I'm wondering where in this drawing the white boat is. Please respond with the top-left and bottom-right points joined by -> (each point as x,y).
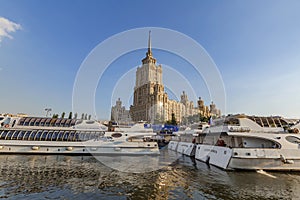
0,115 -> 159,155
168,122 -> 209,156
195,114 -> 300,171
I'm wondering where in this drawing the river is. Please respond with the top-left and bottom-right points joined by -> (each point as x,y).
0,148 -> 299,199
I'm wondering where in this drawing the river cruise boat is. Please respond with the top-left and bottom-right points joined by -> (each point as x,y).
194,114 -> 300,171
0,115 -> 159,155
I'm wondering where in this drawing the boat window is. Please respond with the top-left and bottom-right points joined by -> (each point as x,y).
89,132 -> 96,140
75,120 -> 83,125
5,130 -> 14,140
18,118 -> 25,125
24,118 -> 31,126
29,118 -> 36,126
63,131 -> 70,141
51,131 -> 59,141
34,118 -> 41,126
45,118 -> 51,126
77,131 -> 86,141
49,119 -> 55,126
286,136 -> 300,144
64,119 -> 71,127
70,119 -> 76,126
11,131 -> 19,140
34,130 -> 43,140
17,131 -> 26,140
23,131 -> 32,140
57,131 -> 64,141
40,119 -> 46,126
84,132 -> 91,140
46,131 -> 53,141
74,132 -> 80,141
0,117 -> 4,121
86,120 -> 95,124
68,131 -> 75,141
60,119 -> 66,127
29,131 -> 37,140
111,133 -> 122,138
0,130 -> 8,139
40,131 -> 48,141
55,119 -> 61,127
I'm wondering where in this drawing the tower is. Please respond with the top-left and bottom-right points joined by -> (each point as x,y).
130,31 -> 168,122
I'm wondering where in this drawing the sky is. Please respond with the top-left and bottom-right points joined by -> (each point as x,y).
1,0 -> 300,119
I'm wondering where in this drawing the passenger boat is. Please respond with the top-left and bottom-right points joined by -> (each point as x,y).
0,115 -> 159,155
168,122 -> 209,156
195,114 -> 300,171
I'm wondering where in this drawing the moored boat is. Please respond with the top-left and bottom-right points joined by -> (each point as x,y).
195,114 -> 300,171
0,115 -> 159,155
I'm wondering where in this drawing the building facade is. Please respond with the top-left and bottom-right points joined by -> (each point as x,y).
111,98 -> 132,123
129,33 -> 221,123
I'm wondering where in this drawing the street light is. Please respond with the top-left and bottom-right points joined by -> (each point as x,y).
45,108 -> 52,117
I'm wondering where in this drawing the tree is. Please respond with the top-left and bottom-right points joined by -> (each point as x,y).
166,113 -> 177,125
88,115 -> 91,120
52,114 -> 58,118
61,112 -> 65,119
170,113 -> 177,125
68,112 -> 72,119
81,113 -> 84,119
84,113 -> 87,120
74,113 -> 78,119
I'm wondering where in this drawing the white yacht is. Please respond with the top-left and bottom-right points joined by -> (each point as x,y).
168,122 -> 209,156
195,114 -> 300,171
0,115 -> 159,155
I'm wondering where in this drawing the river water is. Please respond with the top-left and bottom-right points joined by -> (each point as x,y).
0,148 -> 300,200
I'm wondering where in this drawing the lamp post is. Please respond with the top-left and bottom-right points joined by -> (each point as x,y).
45,108 -> 52,117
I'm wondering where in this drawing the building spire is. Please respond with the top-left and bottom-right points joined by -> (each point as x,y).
142,30 -> 156,64
148,30 -> 152,56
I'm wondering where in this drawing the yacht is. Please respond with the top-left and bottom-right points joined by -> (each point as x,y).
194,114 -> 300,171
0,115 -> 159,155
168,122 -> 209,156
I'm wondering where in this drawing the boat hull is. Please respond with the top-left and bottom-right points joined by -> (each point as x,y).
0,141 -> 160,155
176,142 -> 196,156
195,144 -> 300,171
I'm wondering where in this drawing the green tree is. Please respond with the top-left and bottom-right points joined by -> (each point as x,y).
74,113 -> 78,119
61,112 -> 65,119
88,115 -> 91,120
52,114 -> 58,118
166,113 -> 177,125
81,113 -> 84,119
68,112 -> 72,119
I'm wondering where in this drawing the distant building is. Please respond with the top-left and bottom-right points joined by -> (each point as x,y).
111,98 -> 132,123
129,32 -> 221,123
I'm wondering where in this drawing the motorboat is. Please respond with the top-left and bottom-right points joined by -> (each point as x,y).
0,115 -> 159,155
168,122 -> 209,156
194,114 -> 300,171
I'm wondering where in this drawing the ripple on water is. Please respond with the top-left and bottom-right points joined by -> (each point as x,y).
0,152 -> 299,199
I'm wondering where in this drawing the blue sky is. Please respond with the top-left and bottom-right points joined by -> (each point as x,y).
1,0 -> 300,119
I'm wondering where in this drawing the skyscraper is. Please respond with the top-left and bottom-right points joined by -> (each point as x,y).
129,32 -> 221,123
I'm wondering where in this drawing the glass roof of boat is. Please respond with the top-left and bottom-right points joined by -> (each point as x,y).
17,117 -> 77,127
226,114 -> 290,128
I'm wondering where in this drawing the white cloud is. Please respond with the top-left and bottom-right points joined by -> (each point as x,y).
0,17 -> 21,43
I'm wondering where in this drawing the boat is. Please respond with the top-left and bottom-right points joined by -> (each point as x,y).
168,122 -> 209,156
194,114 -> 300,171
0,115 -> 159,155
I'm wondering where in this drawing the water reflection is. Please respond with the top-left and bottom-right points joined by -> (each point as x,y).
0,150 -> 299,199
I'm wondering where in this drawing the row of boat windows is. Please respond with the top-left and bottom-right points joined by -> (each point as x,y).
0,130 -> 105,141
17,117 -> 78,127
